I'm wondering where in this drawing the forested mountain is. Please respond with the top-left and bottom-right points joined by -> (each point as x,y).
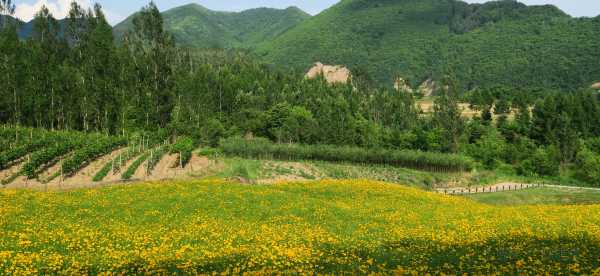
113,3 -> 310,48
255,0 -> 600,90
2,15 -> 69,39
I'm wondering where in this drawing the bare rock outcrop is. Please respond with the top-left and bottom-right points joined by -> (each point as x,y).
592,82 -> 600,90
306,62 -> 352,84
418,78 -> 437,97
394,77 -> 413,93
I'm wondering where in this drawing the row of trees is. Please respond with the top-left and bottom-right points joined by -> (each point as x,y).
0,2 -> 599,183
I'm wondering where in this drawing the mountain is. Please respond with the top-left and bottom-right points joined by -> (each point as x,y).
113,4 -> 310,49
254,0 -> 600,90
0,15 -> 27,38
0,15 -> 68,40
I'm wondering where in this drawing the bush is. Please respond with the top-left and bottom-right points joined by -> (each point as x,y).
465,129 -> 506,169
517,147 -> 560,177
575,149 -> 600,186
121,153 -> 149,180
197,147 -> 221,157
171,137 -> 195,168
61,137 -> 126,176
220,137 -> 475,172
93,162 -> 113,182
21,140 -> 83,179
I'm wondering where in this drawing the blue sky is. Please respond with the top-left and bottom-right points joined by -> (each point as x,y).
13,0 -> 600,25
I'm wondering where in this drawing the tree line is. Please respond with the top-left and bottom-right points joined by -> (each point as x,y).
1,1 -> 599,184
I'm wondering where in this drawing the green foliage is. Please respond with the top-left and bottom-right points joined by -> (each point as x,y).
200,119 -> 225,147
256,0 -> 600,90
0,139 -> 47,169
92,161 -> 113,182
220,137 -> 475,172
146,146 -> 168,173
518,147 -> 560,177
114,4 -> 309,49
575,149 -> 600,186
466,129 -> 507,169
61,136 -> 126,176
171,137 -> 195,167
21,140 -> 83,179
197,147 -> 221,158
121,153 -> 148,180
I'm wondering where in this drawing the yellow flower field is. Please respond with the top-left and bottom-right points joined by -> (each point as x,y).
1,179 -> 600,274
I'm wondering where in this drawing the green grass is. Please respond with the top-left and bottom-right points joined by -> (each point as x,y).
215,158 -> 262,181
467,187 -> 600,206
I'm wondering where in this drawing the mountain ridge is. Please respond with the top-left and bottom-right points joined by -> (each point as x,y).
254,0 -> 600,90
113,3 -> 310,49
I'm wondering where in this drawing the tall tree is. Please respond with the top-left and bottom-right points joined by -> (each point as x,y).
432,75 -> 465,153
126,1 -> 175,130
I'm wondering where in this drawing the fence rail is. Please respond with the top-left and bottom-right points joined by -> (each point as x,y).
437,183 -> 543,195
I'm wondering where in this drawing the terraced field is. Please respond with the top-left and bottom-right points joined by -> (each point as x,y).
0,127 -> 203,190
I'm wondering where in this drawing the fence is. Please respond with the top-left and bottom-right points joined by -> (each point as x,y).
438,183 -> 544,195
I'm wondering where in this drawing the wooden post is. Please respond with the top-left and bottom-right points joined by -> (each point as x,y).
179,151 -> 183,169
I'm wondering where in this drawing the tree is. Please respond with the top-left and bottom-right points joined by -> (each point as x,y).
575,148 -> 600,186
0,0 -> 15,28
432,94 -> 464,153
126,1 -> 175,130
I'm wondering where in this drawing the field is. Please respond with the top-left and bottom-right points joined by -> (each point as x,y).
468,187 -> 600,205
1,179 -> 600,274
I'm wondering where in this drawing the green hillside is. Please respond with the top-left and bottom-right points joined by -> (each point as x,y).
113,4 -> 310,49
255,0 -> 600,90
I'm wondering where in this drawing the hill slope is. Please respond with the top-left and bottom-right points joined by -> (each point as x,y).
255,0 -> 600,90
113,4 -> 310,49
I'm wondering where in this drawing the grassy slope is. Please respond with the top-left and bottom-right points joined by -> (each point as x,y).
1,179 -> 600,273
468,187 -> 600,205
113,4 -> 310,49
255,0 -> 600,90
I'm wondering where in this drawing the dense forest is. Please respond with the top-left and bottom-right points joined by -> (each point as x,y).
1,1 -> 600,184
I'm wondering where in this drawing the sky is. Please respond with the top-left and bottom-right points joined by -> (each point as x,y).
12,0 -> 600,25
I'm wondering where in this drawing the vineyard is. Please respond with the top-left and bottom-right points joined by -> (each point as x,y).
0,126 -> 205,189
0,126 -> 485,189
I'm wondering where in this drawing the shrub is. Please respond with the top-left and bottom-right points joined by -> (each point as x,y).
121,153 -> 149,180
61,137 -> 126,176
575,149 -> 600,186
21,141 -> 81,179
171,137 -> 195,168
517,147 -> 560,177
93,161 -> 113,182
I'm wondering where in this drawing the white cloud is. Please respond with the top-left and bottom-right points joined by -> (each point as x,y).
15,0 -> 91,22
14,0 -> 123,24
